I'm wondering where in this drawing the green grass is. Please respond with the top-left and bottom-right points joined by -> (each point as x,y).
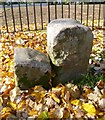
101,50 -> 105,59
73,72 -> 105,88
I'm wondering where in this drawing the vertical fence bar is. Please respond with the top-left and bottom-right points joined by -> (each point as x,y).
3,3 -> 8,33
103,4 -> 105,27
26,2 -> 30,31
33,2 -> 37,30
11,3 -> 16,32
55,2 -> 57,19
74,2 -> 76,20
86,3 -> 89,26
103,3 -> 105,52
92,3 -> 95,29
81,2 -> 83,24
18,2 -> 22,31
68,2 -> 70,18
61,2 -> 63,18
40,2 -> 43,30
48,2 -> 50,23
98,3 -> 101,27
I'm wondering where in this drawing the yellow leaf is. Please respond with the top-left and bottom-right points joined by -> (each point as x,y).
41,33 -> 47,38
82,103 -> 96,115
28,110 -> 38,116
17,101 -> 25,110
52,87 -> 61,97
40,91 -> 46,98
0,97 -> 3,105
8,72 -> 14,77
71,99 -> 80,106
42,40 -> 47,45
61,86 -> 66,97
7,101 -> 16,110
1,107 -> 11,113
51,93 -> 60,103
4,58 -> 10,63
1,112 -> 10,119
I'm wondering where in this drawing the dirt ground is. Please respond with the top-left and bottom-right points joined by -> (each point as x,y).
0,4 -> 104,30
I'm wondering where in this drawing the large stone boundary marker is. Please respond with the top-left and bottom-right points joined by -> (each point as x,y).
47,19 -> 93,86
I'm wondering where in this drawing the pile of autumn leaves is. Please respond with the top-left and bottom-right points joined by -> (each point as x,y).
1,80 -> 105,119
0,25 -> 105,119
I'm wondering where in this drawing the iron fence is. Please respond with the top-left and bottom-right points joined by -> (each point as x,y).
1,2 -> 105,32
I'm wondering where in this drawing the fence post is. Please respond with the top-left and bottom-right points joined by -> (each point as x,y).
33,2 -> 37,30
103,4 -> 105,27
86,3 -> 89,26
74,2 -> 76,20
48,2 -> 50,23
61,2 -> 63,18
40,2 -> 43,30
18,2 -> 23,31
68,2 -> 70,18
26,2 -> 30,31
3,3 -> 8,33
11,3 -> 16,32
81,2 -> 83,24
55,2 -> 57,19
92,3 -> 95,30
103,4 -> 105,51
98,3 -> 101,27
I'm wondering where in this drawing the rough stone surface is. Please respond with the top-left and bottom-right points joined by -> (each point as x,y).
14,48 -> 51,90
47,19 -> 93,86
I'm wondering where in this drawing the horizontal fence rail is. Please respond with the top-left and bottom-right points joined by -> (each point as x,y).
1,2 -> 105,32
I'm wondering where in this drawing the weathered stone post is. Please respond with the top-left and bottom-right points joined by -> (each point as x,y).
47,19 -> 93,86
14,48 -> 51,90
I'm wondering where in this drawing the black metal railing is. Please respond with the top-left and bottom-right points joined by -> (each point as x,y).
2,2 -> 105,32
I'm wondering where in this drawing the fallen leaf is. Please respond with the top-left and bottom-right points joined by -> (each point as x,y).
51,93 -> 60,103
98,98 -> 105,109
87,93 -> 99,102
71,99 -> 80,106
28,110 -> 38,116
49,107 -> 64,118
38,111 -> 49,119
45,97 -> 55,107
17,100 -> 26,110
94,86 -> 102,97
82,103 -> 96,116
52,87 -> 61,97
7,101 -> 16,110
0,112 -> 11,119
74,108 -> 84,118
70,85 -> 81,99
96,80 -> 105,89
64,90 -> 71,103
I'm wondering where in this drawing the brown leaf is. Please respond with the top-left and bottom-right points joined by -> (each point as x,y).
96,80 -> 105,89
64,90 -> 71,103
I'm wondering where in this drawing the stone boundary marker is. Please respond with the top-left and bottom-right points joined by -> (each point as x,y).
14,18 -> 93,90
47,18 -> 93,86
14,48 -> 51,90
